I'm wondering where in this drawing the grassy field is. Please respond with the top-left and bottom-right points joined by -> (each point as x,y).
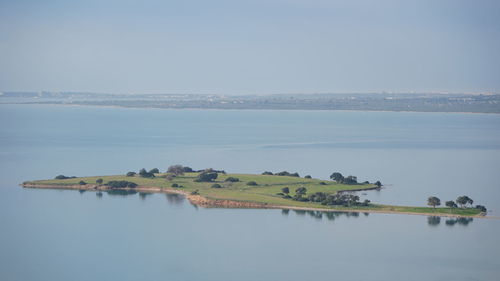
24,172 -> 483,216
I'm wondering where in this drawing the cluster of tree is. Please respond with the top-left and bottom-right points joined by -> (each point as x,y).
277,187 -> 370,207
330,172 -> 359,185
224,177 -> 240,182
194,171 -> 218,182
427,195 -> 486,212
261,171 -> 300,177
105,180 -> 138,189
54,175 -> 77,180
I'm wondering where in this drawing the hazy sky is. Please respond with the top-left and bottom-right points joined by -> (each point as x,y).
1,0 -> 499,94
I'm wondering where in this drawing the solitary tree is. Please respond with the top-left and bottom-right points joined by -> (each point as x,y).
330,172 -> 344,183
427,196 -> 441,208
456,196 -> 473,208
445,200 -> 457,208
167,165 -> 185,176
281,187 -> 290,194
375,181 -> 382,188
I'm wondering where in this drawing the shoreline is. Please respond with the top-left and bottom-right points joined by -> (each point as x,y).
21,183 -> 491,219
3,102 -> 500,115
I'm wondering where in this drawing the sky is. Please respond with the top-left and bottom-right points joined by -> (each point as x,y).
0,0 -> 499,94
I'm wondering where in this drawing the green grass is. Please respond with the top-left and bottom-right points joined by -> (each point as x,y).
24,172 -> 482,216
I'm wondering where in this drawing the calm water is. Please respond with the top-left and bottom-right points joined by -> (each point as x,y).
1,104 -> 499,281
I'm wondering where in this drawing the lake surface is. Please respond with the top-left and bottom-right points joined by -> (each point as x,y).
1,104 -> 499,281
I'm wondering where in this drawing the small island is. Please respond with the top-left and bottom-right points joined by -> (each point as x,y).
22,165 -> 487,218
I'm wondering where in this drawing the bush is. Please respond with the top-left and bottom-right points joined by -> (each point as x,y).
126,172 -> 136,177
319,182 -> 326,185
281,187 -> 290,194
304,175 -> 312,179
246,181 -> 258,186
96,178 -> 103,184
106,180 -> 138,189
194,172 -> 218,182
211,184 -> 222,188
79,180 -> 86,185
55,175 -> 74,180
262,171 -> 273,175
171,183 -> 179,187
476,205 -> 486,211
224,177 -> 240,182
191,189 -> 200,195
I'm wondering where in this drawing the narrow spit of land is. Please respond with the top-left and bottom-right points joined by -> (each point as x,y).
22,172 -> 485,218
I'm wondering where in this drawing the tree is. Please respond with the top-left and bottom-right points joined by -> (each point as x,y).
126,171 -> 136,177
55,175 -> 69,180
167,165 -> 185,175
456,196 -> 473,208
427,196 -> 441,208
194,172 -> 218,182
330,172 -> 344,183
149,168 -> 159,174
445,200 -> 457,208
375,181 -> 382,188
171,183 -> 179,187
304,175 -> 312,179
262,171 -> 273,175
79,180 -> 86,185
139,168 -> 154,178
295,187 -> 307,196
281,187 -> 290,194
96,178 -> 103,184
475,205 -> 487,212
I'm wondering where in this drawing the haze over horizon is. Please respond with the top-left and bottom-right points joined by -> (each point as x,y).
1,0 -> 499,95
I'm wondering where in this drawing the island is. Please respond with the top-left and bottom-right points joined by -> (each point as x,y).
22,166 -> 486,218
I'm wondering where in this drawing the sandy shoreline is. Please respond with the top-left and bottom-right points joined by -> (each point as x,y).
21,183 -> 493,219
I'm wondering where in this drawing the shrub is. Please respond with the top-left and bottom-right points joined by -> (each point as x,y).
96,178 -> 103,184
475,205 -> 487,212
126,172 -> 136,177
106,180 -> 137,189
211,184 -> 222,188
246,181 -> 258,186
224,177 -> 240,182
194,172 -> 218,182
304,175 -> 312,179
191,189 -> 200,195
79,180 -> 86,185
171,183 -> 179,187
55,175 -> 72,180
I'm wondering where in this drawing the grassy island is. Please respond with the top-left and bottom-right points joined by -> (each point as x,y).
22,168 -> 485,218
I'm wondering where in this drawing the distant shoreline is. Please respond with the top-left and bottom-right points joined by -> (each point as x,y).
3,102 -> 500,115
